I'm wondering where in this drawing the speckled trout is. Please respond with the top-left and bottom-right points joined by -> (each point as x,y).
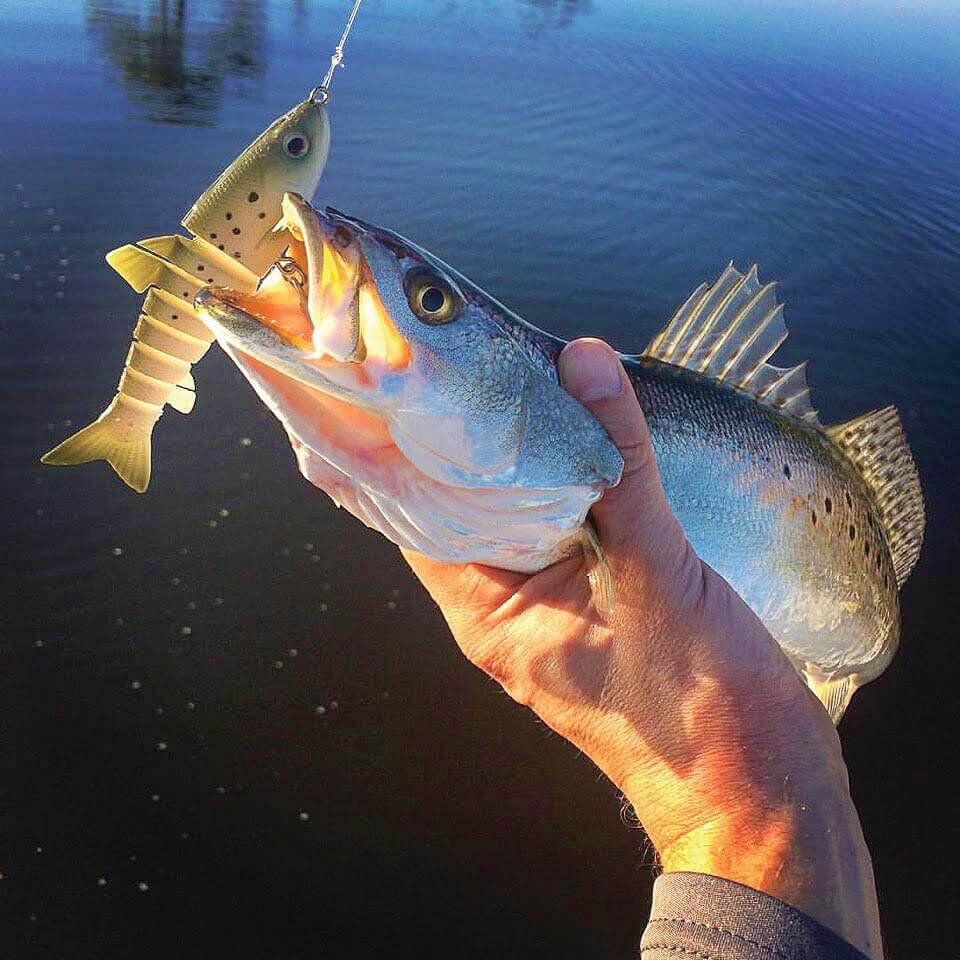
41,97 -> 330,492
195,195 -> 924,722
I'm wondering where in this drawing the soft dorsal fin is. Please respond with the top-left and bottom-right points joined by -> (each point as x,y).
643,262 -> 820,425
826,407 -> 924,586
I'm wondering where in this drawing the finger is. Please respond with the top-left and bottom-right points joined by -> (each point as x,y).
558,338 -> 683,558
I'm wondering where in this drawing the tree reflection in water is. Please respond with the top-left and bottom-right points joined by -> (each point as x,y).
85,0 -> 266,126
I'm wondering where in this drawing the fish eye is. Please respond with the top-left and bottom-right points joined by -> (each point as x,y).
282,131 -> 310,158
405,270 -> 459,324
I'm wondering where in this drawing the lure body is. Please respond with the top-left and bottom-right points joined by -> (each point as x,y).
41,98 -> 330,491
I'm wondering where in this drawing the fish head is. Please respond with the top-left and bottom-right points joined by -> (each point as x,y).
196,195 -> 623,571
182,98 -> 331,275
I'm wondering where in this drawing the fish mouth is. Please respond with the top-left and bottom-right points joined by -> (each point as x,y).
195,193 -> 410,397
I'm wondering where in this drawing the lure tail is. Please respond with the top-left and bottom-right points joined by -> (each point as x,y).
41,394 -> 159,493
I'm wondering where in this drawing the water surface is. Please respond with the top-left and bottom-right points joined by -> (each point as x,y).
1,1 -> 958,956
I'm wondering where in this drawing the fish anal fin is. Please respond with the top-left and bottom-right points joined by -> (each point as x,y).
826,406 -> 925,586
40,395 -> 158,493
642,263 -> 820,426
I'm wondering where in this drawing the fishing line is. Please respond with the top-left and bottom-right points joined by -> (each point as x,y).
311,0 -> 365,104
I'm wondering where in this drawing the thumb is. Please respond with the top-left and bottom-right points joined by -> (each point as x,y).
559,338 -> 683,559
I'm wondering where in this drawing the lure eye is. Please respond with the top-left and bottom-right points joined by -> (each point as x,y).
405,270 -> 459,324
282,131 -> 310,158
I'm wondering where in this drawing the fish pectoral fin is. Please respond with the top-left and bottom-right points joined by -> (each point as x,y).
40,396 -> 157,493
803,672 -> 858,725
578,521 -> 615,619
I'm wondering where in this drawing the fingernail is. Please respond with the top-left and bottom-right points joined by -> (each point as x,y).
559,339 -> 623,402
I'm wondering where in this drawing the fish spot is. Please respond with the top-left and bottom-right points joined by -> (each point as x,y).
197,264 -> 204,271
225,212 -> 233,220
258,211 -> 266,219
209,233 -> 217,240
783,463 -> 791,479
876,554 -> 882,570
845,492 -> 853,508
232,227 -> 241,235
171,314 -> 178,320
218,244 -> 225,251
865,541 -> 870,557
234,252 -> 241,258
825,497 -> 832,514
811,510 -> 817,525
248,191 -> 259,203
849,524 -> 856,540
182,290 -> 190,297
884,573 -> 889,588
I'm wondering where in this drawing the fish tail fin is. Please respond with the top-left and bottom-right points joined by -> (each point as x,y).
40,395 -> 159,493
826,406 -> 925,586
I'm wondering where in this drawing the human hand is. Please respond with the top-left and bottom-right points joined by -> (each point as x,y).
402,338 -> 882,959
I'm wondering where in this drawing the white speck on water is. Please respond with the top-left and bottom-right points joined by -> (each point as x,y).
207,519 -> 218,528
29,914 -> 36,922
314,705 -> 326,715
57,275 -> 65,283
383,691 -> 391,700
155,707 -> 163,716
97,877 -> 107,887
186,601 -> 196,611
129,855 -> 137,862
330,700 -> 339,710
180,626 -> 192,636
111,547 -> 123,556
179,547 -> 189,555
35,846 -> 42,854
288,648 -> 298,658
157,742 -> 167,751
186,701 -> 195,710
386,601 -> 397,610
9,272 -> 20,280
304,543 -> 314,552
239,437 -> 252,446
171,577 -> 181,586
322,582 -> 332,592
51,224 -> 61,233
274,660 -> 284,669
319,603 -> 328,613
212,597 -> 223,605
138,881 -> 149,892
55,290 -> 64,299
151,794 -> 160,802
391,588 -> 400,597
311,555 -> 321,563
58,258 -> 68,266
298,812 -> 310,822
130,681 -> 141,690
280,547 -> 290,556
181,832 -> 189,840
34,639 -> 43,648
115,618 -> 124,627
219,508 -> 229,517
44,207 -> 55,215
216,786 -> 226,795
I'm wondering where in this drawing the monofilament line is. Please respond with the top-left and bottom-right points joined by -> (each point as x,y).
320,0 -> 364,94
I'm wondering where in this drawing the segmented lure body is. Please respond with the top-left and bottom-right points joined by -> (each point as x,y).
42,97 -> 330,491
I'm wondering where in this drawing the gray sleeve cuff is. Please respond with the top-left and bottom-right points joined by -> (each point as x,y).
640,872 -> 871,960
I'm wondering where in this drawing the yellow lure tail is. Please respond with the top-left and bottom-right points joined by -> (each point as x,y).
41,394 -> 159,493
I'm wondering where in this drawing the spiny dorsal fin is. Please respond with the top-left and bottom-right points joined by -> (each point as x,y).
826,407 -> 924,586
642,262 -> 820,425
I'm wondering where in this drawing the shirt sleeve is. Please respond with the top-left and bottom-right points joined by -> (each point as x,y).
640,872 -> 872,960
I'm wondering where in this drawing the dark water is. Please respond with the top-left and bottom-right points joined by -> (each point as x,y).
2,0 -> 958,956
